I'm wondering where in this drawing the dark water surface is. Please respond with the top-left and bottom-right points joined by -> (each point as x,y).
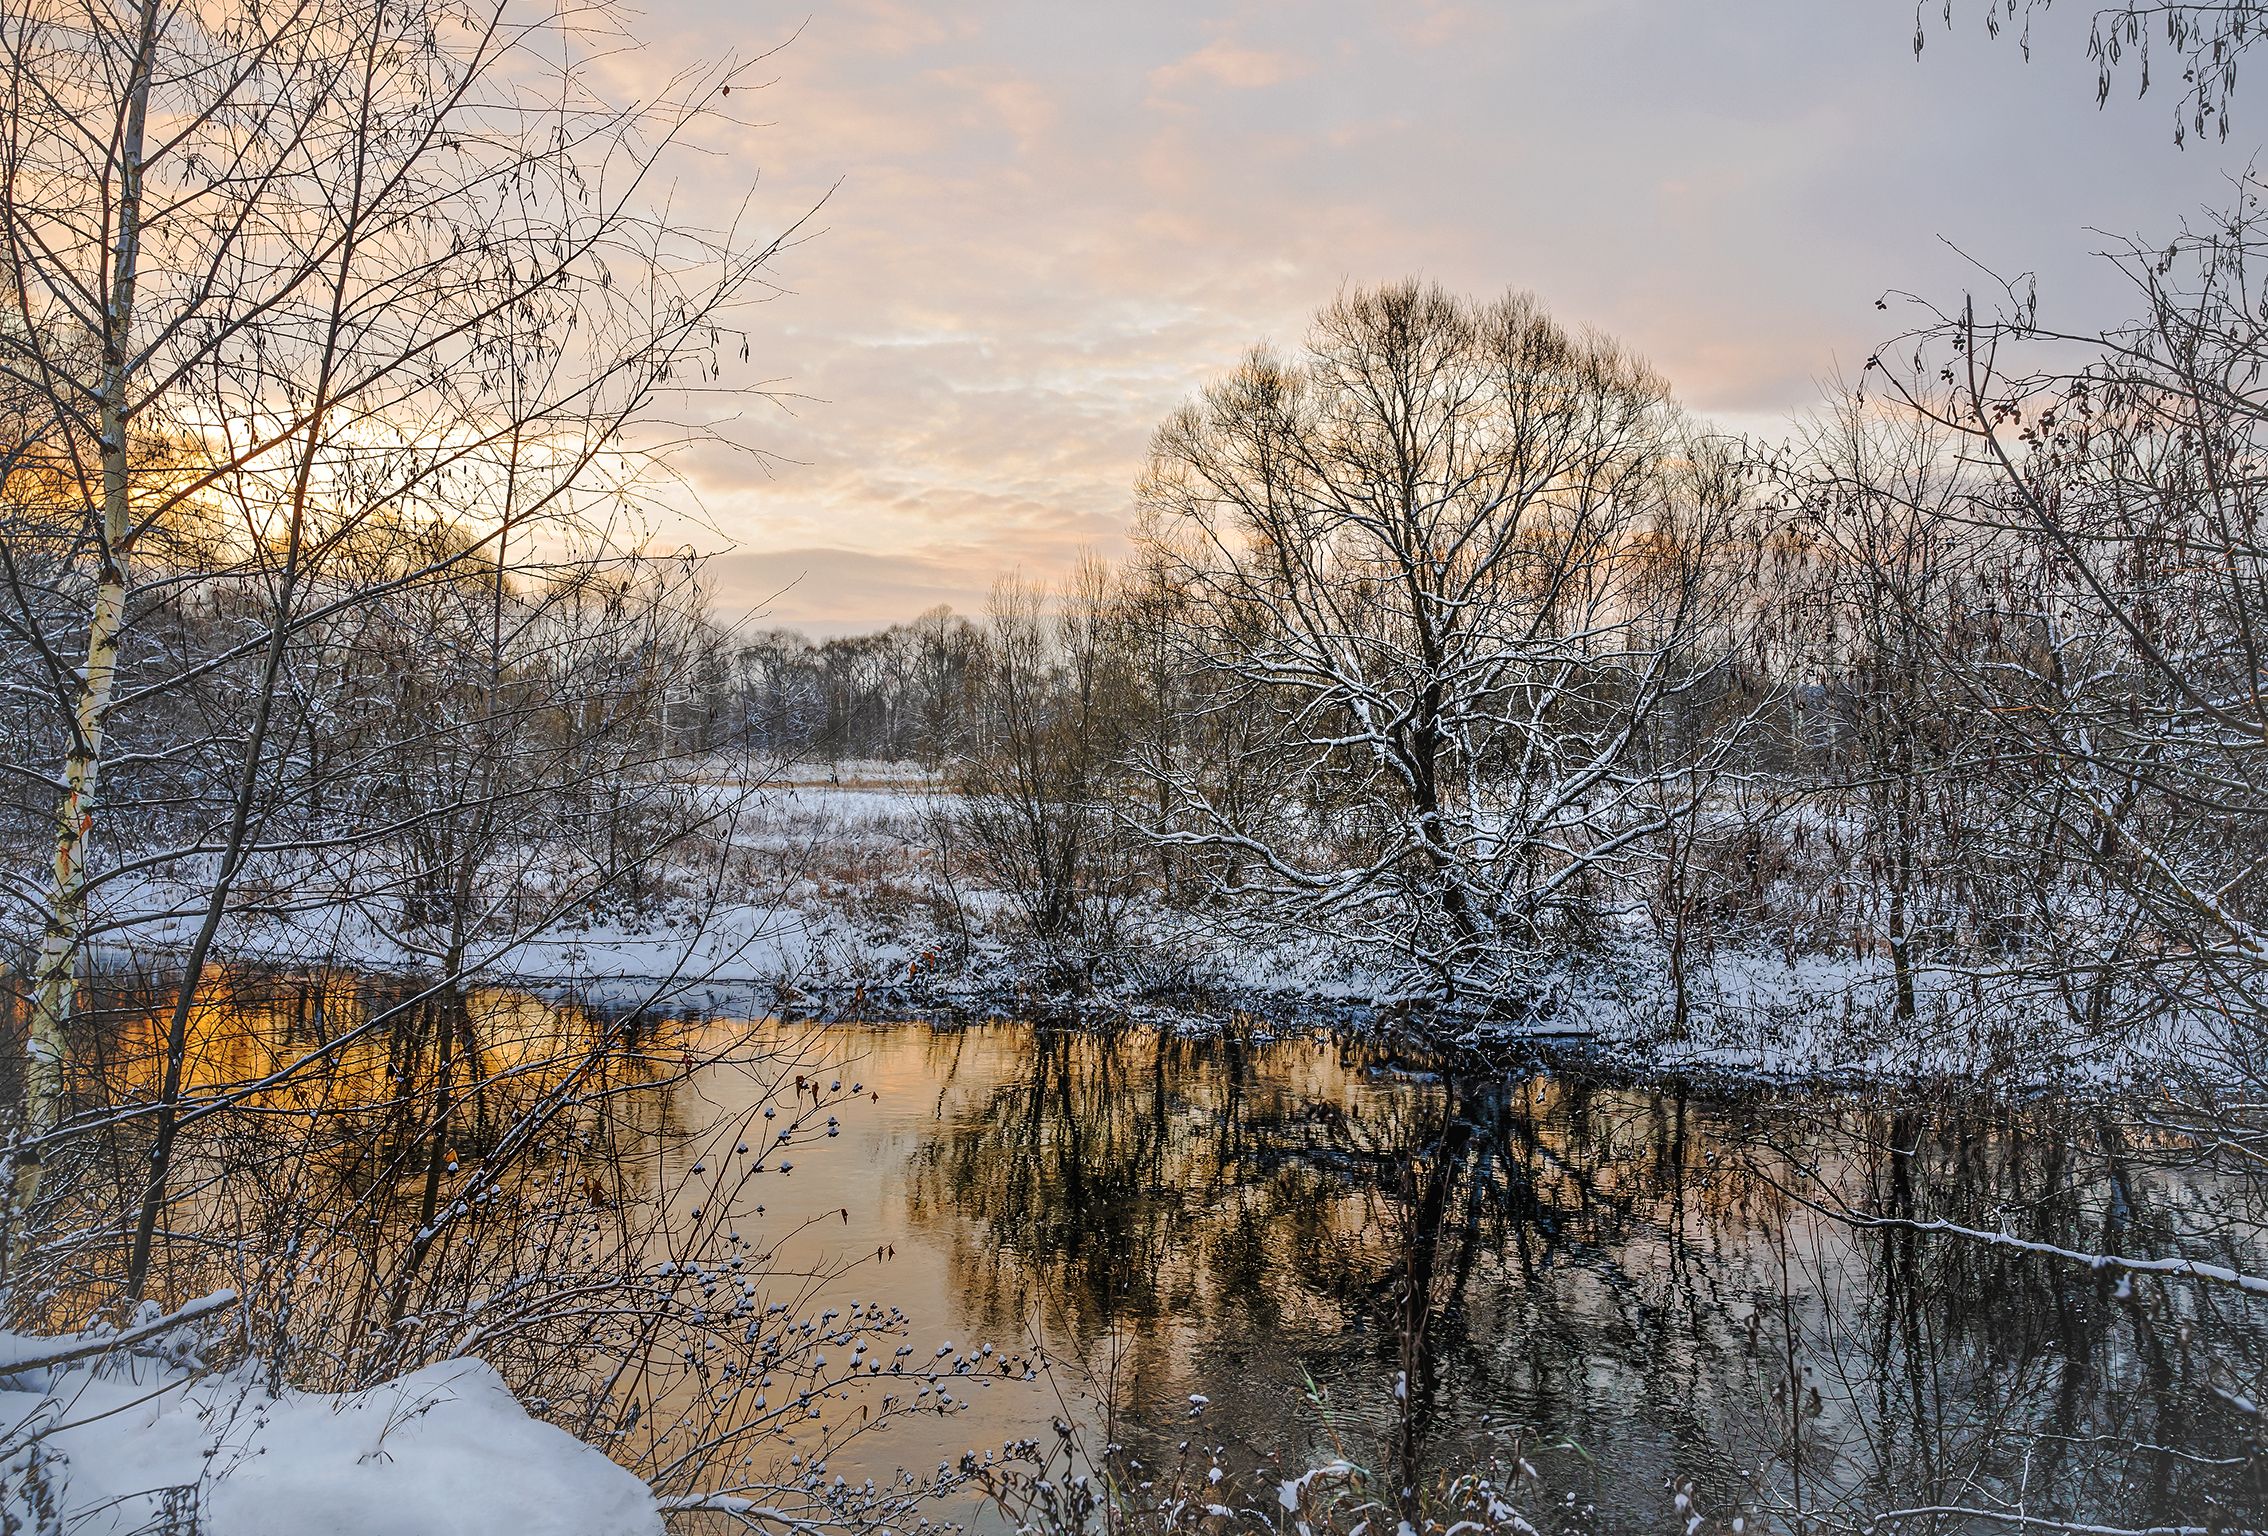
656,1019 -> 2266,1532
70,976 -> 2268,1532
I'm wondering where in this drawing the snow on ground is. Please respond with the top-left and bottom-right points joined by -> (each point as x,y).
26,767 -> 2231,1092
1543,944 -> 2210,1091
2,1308 -> 662,1536
66,771 -> 946,993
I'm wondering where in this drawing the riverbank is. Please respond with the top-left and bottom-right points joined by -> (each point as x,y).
19,768 -> 2225,1100
61,901 -> 2210,1102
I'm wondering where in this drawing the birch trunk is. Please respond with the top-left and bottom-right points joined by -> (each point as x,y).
9,0 -> 157,1239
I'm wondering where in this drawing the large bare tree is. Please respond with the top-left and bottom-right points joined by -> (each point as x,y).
1136,282 -> 1760,1009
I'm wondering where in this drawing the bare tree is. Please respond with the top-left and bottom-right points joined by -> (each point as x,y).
943,561 -> 1143,987
0,0 -> 797,1293
1767,393 -> 2040,1030
1136,281 -> 1761,1010
1870,202 -> 2268,1146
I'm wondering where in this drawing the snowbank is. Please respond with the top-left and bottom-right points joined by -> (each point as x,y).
3,1324 -> 661,1536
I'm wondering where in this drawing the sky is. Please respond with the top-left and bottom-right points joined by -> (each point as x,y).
629,0 -> 2256,634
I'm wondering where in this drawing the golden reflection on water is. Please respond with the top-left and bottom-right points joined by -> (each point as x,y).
59,970 -> 2266,1533
90,965 -> 671,1110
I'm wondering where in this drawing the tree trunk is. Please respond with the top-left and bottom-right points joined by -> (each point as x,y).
9,0 -> 158,1259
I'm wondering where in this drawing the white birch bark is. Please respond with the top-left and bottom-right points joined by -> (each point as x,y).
10,0 -> 157,1232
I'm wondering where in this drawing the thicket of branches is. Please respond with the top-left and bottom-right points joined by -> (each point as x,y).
0,0 -> 990,1523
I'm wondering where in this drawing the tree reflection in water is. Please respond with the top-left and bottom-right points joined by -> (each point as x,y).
905,1024 -> 2266,1532
52,973 -> 2264,1532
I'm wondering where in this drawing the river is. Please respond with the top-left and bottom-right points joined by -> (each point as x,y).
61,969 -> 2268,1532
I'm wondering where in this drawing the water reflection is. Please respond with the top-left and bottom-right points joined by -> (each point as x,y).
896,1028 -> 2263,1530
51,975 -> 2268,1531
34,966 -> 706,1362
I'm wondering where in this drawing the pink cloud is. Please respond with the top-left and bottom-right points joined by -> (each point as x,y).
599,0 -> 2252,630
1148,39 -> 1310,94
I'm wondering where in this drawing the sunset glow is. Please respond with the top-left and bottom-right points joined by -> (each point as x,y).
655,1 -> 2249,630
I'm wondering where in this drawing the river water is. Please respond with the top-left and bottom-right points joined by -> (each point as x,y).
722,1021 -> 2264,1532
67,973 -> 2268,1532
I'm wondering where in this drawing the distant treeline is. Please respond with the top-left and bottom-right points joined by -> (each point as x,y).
716,609 -> 984,764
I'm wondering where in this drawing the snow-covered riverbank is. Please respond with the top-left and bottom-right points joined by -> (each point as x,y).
34,768 -> 2227,1097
